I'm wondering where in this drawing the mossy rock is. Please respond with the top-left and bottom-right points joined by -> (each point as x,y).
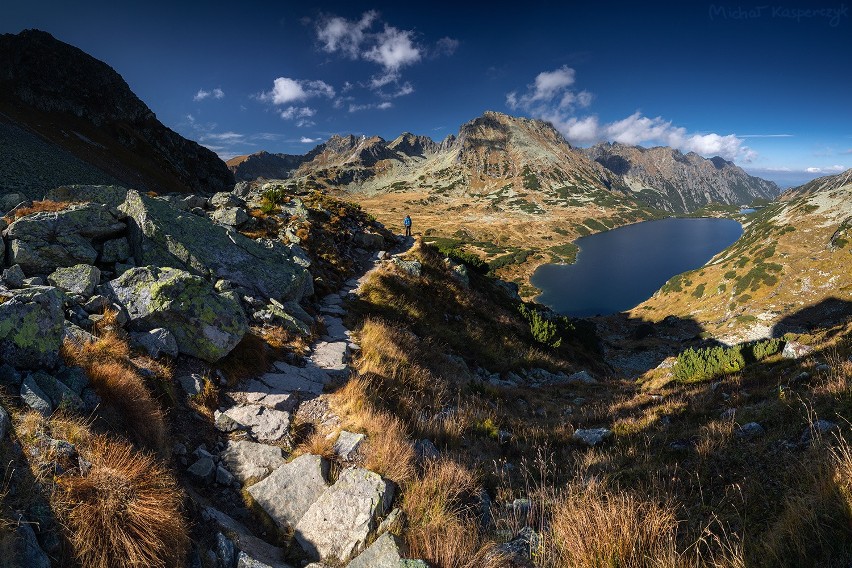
106,266 -> 248,362
0,287 -> 65,369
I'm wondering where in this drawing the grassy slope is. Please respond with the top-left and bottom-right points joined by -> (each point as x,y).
338,236 -> 852,566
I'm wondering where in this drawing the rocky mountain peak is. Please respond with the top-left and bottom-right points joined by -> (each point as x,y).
387,132 -> 438,157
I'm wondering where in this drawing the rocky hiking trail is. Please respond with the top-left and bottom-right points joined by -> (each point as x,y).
186,236 -> 423,568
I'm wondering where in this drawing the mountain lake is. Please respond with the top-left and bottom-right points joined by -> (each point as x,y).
531,217 -> 743,317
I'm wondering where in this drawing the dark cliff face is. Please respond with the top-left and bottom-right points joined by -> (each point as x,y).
0,29 -> 234,194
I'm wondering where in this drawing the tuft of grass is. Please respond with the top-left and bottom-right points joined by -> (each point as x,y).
188,376 -> 219,419
539,480 -> 678,567
402,459 -> 505,568
60,318 -> 168,453
58,436 -> 188,568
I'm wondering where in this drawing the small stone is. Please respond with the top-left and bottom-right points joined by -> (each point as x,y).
567,370 -> 597,385
216,533 -> 236,568
216,465 -> 235,486
130,328 -> 179,359
173,443 -> 187,456
799,419 -> 839,446
782,341 -> 813,360
188,457 -> 216,483
572,428 -> 612,447
178,374 -> 205,396
20,375 -> 53,416
333,431 -> 365,460
736,422 -> 765,440
413,439 -> 440,463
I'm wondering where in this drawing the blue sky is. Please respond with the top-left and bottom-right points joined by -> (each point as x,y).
4,1 -> 851,187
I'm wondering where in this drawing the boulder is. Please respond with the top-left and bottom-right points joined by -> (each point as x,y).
188,457 -> 216,483
47,264 -> 101,297
572,428 -> 612,447
2,265 -> 25,288
0,287 -> 65,369
295,467 -> 395,562
177,374 -> 205,396
29,370 -> 84,412
0,404 -> 11,440
353,232 -> 385,250
210,192 -> 245,209
130,328 -> 179,359
736,422 -> 765,440
247,454 -> 330,529
0,521 -> 51,568
782,341 -> 813,360
45,184 -> 130,209
212,207 -> 249,227
5,203 -> 125,274
346,533 -> 405,568
0,192 -> 29,212
119,190 -> 312,301
220,440 -> 286,484
100,237 -> 131,263
391,258 -> 422,277
237,551 -> 294,568
20,374 -> 52,416
106,266 -> 247,362
219,404 -> 291,442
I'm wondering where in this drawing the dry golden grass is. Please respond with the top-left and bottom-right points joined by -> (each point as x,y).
293,428 -> 338,461
330,377 -> 415,484
59,436 -> 188,568
540,480 -> 679,567
61,325 -> 168,453
402,459 -> 505,568
4,199 -> 78,221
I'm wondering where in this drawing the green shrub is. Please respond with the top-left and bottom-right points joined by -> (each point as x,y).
517,304 -> 578,348
673,338 -> 784,383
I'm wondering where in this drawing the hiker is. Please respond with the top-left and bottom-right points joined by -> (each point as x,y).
403,214 -> 412,237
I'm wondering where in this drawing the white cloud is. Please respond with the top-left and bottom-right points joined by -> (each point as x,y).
201,131 -> 244,142
509,66 -> 756,163
364,26 -> 421,71
194,88 -> 224,101
300,136 -> 321,144
280,106 -> 316,120
316,10 -> 377,58
349,101 -> 393,113
259,77 -> 334,105
434,37 -> 459,57
314,11 -> 429,93
806,165 -> 846,173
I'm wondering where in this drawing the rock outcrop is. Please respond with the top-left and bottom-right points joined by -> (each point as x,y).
120,190 -> 312,302
0,287 -> 65,369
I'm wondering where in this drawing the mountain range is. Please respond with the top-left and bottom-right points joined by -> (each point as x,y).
229,112 -> 779,215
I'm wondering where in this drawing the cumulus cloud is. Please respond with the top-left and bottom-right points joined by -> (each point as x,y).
280,106 -> 316,120
316,10 -> 377,58
314,11 -> 429,94
193,87 -> 224,101
259,77 -> 335,105
300,136 -> 321,144
508,66 -> 756,162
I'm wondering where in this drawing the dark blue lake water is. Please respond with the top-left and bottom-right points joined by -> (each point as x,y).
531,218 -> 743,317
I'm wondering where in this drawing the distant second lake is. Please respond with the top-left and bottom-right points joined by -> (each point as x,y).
531,218 -> 743,317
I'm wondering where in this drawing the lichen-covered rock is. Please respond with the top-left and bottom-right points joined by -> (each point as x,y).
119,190 -> 312,301
47,264 -> 101,297
20,374 -> 52,416
572,428 -> 612,447
247,454 -> 329,529
29,370 -> 84,412
106,266 -> 247,362
212,207 -> 249,227
45,184 -> 130,209
0,287 -> 65,369
5,203 -> 125,274
391,258 -> 422,277
100,237 -> 131,263
2,265 -> 25,288
295,467 -> 396,562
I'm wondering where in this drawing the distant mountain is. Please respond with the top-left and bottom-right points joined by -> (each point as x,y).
781,168 -> 852,199
0,29 -> 233,196
227,151 -> 308,182
583,142 -> 780,213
